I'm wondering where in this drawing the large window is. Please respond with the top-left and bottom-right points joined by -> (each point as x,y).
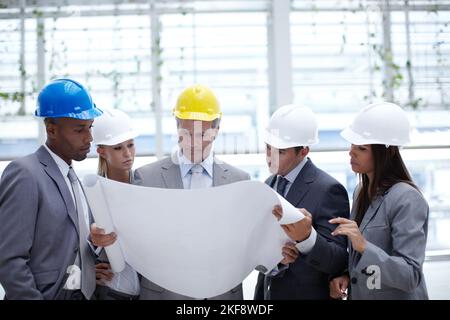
291,0 -> 450,111
159,8 -> 269,154
0,0 -> 271,157
43,13 -> 152,113
1,0 -> 449,159
391,6 -> 450,109
291,2 -> 383,112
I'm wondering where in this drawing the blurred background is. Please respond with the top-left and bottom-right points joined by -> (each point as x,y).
1,0 -> 449,299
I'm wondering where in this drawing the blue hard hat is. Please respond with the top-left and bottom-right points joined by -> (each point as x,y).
35,78 -> 103,119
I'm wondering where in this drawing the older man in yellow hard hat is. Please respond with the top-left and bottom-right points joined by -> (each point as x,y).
136,85 -> 251,299
91,85 -> 250,299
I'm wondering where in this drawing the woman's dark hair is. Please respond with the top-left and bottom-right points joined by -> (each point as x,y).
354,144 -> 419,226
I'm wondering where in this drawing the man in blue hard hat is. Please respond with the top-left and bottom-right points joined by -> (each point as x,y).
0,78 -> 102,300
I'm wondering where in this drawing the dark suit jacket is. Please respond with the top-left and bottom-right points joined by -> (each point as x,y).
254,158 -> 349,300
0,146 -> 92,299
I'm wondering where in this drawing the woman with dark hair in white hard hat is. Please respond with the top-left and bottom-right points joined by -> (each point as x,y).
91,108 -> 140,300
329,102 -> 429,300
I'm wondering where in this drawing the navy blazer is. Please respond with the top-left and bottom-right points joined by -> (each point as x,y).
254,158 -> 350,300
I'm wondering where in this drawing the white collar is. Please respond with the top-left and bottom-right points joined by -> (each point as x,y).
177,148 -> 214,178
282,157 -> 308,184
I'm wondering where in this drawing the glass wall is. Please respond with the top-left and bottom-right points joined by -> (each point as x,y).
2,1 -> 448,159
1,0 -> 449,299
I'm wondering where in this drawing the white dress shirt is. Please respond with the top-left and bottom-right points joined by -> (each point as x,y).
43,144 -> 91,290
177,149 -> 214,189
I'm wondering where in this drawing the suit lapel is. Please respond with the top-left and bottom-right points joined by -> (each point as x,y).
36,146 -> 79,235
359,195 -> 386,232
79,185 -> 95,226
212,161 -> 228,187
349,184 -> 362,221
349,195 -> 385,266
266,175 -> 277,188
161,158 -> 184,189
284,158 -> 316,207
343,184 -> 386,268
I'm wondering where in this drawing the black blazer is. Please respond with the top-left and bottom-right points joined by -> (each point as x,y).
254,158 -> 350,300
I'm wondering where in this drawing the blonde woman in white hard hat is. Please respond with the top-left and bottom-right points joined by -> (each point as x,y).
329,102 -> 429,300
91,108 -> 140,300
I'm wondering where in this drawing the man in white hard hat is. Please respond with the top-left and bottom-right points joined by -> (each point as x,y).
254,104 -> 350,300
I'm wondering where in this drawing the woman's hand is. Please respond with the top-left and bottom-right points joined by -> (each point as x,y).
329,217 -> 366,253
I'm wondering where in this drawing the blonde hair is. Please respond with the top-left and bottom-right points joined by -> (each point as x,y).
97,145 -> 133,183
97,147 -> 108,177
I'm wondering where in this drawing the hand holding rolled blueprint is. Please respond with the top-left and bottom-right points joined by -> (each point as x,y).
83,175 -> 304,298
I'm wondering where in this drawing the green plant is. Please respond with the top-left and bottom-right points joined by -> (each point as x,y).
0,91 -> 25,103
366,23 -> 409,107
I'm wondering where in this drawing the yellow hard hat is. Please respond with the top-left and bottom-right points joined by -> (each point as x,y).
173,84 -> 222,121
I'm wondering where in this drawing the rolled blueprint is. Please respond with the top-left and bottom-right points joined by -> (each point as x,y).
83,174 -> 126,273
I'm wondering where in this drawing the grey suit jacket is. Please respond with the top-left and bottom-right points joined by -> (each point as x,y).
348,182 -> 429,300
254,159 -> 350,300
134,156 -> 250,300
0,146 -> 93,300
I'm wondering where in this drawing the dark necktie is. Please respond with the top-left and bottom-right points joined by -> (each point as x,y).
264,175 -> 289,299
67,167 -> 96,299
276,176 -> 289,197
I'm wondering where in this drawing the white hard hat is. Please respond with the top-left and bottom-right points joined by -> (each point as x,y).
93,108 -> 138,146
340,102 -> 410,146
264,104 -> 319,149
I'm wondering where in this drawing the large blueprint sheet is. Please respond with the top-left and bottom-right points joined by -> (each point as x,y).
83,175 -> 303,298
